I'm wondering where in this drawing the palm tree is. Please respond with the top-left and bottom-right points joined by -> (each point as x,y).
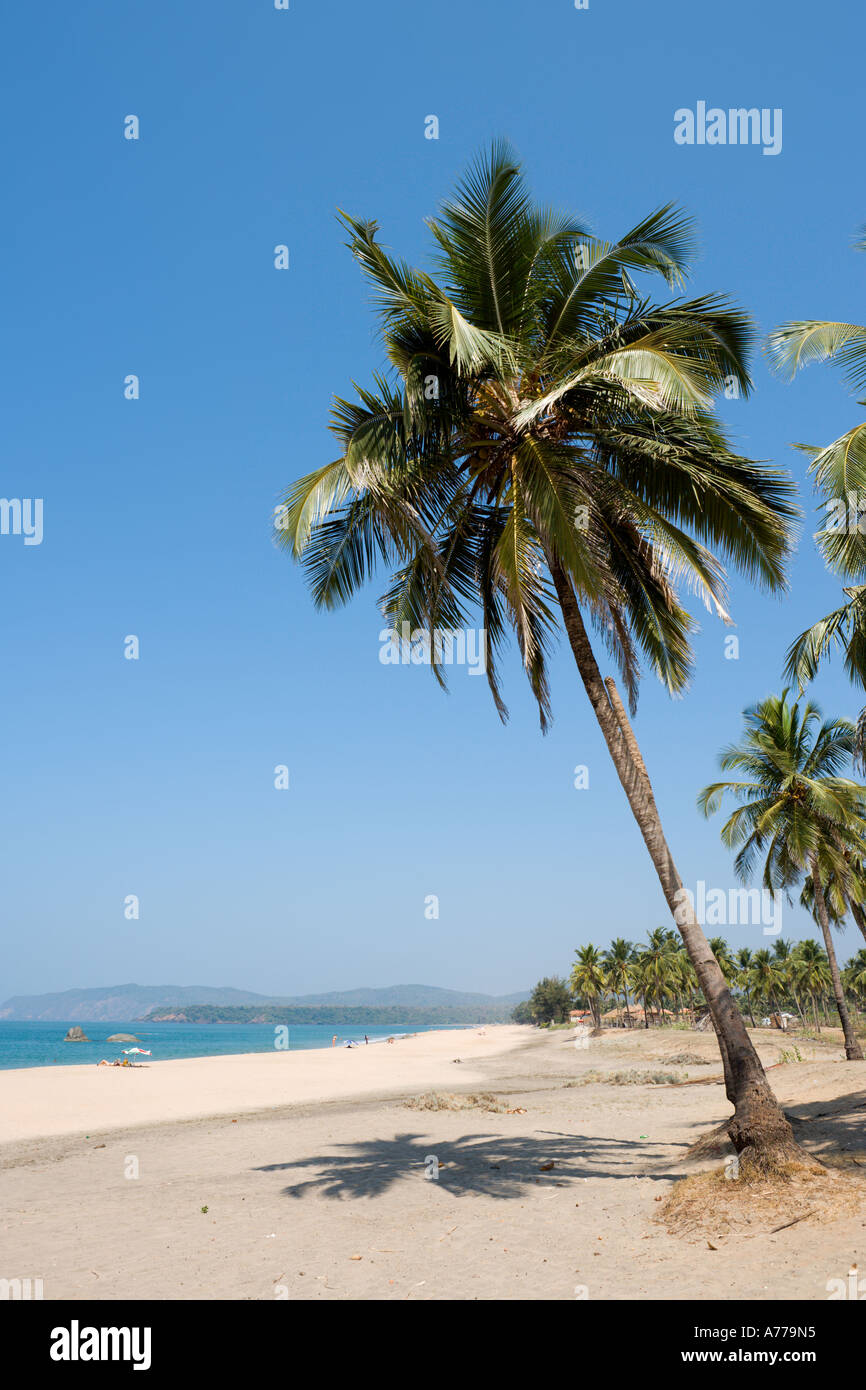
749,949 -> 787,1023
769,234 -> 866,765
281,143 -> 802,1166
699,691 -> 866,1059
602,937 -> 635,1026
635,928 -> 679,1025
790,940 -> 832,1032
570,944 -> 607,1027
709,936 -> 736,985
671,944 -> 699,1021
769,937 -> 802,1025
772,936 -> 794,964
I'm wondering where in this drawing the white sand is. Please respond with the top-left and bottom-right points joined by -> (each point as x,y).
0,1026 -> 523,1144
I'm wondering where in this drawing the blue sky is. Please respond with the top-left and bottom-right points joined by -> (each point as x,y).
2,0 -> 865,1001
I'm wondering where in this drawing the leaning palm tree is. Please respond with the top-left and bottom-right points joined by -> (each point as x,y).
769,233 -> 866,763
699,691 -> 866,1059
280,143 -> 802,1167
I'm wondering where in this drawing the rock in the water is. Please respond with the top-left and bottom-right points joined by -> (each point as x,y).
106,1033 -> 139,1043
63,1026 -> 89,1042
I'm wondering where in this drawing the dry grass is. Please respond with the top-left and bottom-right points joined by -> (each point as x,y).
566,1069 -> 684,1087
660,1163 -> 866,1240
403,1091 -> 516,1114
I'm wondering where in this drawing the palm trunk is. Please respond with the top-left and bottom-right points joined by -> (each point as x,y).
811,859 -> 864,1061
546,555 -> 803,1167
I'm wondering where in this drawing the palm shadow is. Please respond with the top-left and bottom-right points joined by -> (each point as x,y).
787,1087 -> 866,1162
680,1086 -> 866,1162
253,1127 -> 676,1200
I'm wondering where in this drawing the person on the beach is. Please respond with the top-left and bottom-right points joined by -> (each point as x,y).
364,1035 -> 368,1045
331,1035 -> 337,1047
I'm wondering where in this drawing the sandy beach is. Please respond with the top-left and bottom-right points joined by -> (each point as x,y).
0,1027 -> 522,1145
3,1023 -> 866,1301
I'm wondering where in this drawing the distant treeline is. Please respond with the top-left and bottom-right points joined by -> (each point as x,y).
140,1004 -> 513,1025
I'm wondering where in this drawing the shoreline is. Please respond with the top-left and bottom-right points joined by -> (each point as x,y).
0,1023 -> 528,1145
0,1020 -> 484,1073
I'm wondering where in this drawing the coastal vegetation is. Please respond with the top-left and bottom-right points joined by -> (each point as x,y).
519,931 -> 866,1036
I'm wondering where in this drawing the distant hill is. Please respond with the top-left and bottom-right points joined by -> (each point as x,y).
277,984 -> 529,1009
0,982 -> 528,1022
0,984 -> 287,1022
141,1003 -> 517,1025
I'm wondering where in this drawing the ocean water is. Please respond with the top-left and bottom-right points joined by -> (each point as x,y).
0,1020 -> 465,1071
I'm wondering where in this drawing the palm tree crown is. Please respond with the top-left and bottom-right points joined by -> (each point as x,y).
281,142 -> 797,726
698,691 -> 866,890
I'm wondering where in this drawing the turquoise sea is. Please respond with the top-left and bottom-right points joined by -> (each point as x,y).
0,1020 -> 464,1070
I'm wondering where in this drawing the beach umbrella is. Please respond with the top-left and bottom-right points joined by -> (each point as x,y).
122,1047 -> 151,1056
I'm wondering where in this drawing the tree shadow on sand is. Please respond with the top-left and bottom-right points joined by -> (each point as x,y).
681,1087 -> 866,1162
253,1128 -> 676,1200
787,1089 -> 866,1164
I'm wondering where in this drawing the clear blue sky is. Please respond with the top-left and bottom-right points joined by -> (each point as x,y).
2,0 -> 865,1001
